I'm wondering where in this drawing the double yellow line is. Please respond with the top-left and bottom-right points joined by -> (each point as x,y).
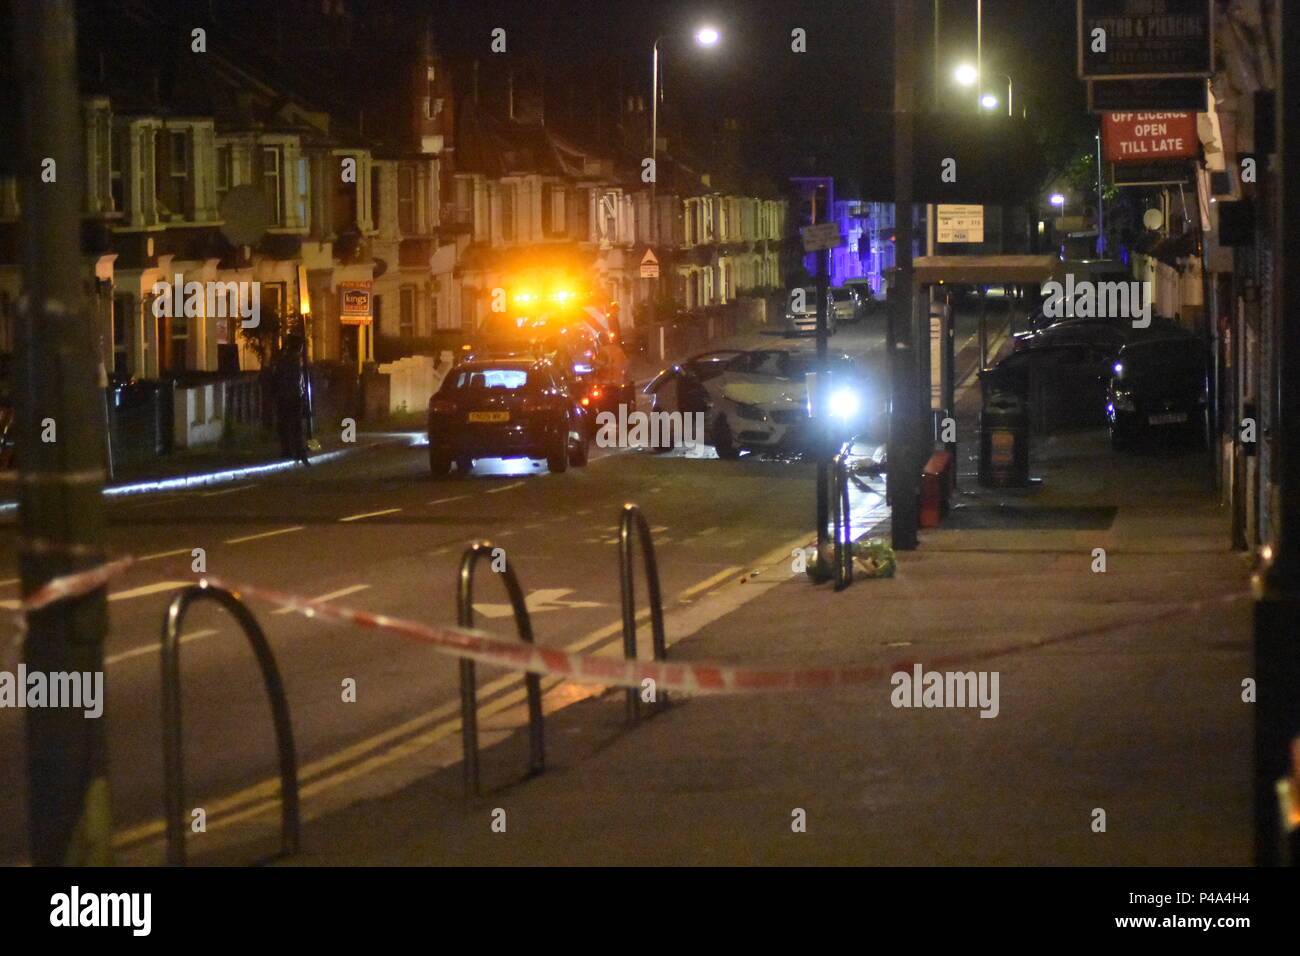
112,564 -> 744,852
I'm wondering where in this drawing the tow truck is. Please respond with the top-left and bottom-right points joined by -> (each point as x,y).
459,277 -> 634,433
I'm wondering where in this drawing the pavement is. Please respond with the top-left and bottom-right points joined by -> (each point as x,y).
263,359 -> 1247,865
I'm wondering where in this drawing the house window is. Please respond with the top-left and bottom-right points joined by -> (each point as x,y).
261,147 -> 282,226
156,129 -> 192,219
399,286 -> 415,340
112,294 -> 133,376
542,184 -> 566,236
370,166 -> 382,227
500,184 -> 515,241
215,145 -> 233,209
570,188 -> 588,240
297,156 -> 309,228
262,282 -> 285,341
397,167 -> 416,234
333,157 -> 358,233
109,129 -> 126,215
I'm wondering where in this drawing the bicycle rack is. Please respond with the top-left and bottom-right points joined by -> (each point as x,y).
618,503 -> 667,722
831,453 -> 853,591
457,541 -> 544,798
160,582 -> 299,866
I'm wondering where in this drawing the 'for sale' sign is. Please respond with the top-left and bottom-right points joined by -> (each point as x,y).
1102,112 -> 1198,162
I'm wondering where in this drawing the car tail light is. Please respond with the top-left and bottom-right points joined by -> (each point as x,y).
521,395 -> 549,413
429,398 -> 457,415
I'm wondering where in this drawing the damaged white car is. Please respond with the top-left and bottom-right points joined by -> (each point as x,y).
643,346 -> 881,458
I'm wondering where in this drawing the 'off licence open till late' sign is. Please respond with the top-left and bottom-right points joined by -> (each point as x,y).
1102,112 -> 1198,162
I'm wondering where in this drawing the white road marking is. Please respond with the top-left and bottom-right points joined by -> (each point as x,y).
339,508 -> 402,522
428,495 -> 468,506
0,577 -> 18,588
272,583 -> 371,615
109,581 -> 191,602
692,526 -> 721,538
106,629 -> 218,666
484,481 -> 524,494
199,483 -> 256,497
473,587 -> 607,619
138,547 -> 195,562
225,526 -> 304,544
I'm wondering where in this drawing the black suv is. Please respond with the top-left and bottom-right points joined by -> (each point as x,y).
426,358 -> 589,476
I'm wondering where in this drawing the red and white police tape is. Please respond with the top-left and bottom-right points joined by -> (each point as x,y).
203,575 -> 886,694
7,556 -> 1249,696
15,556 -> 135,614
203,574 -> 1250,696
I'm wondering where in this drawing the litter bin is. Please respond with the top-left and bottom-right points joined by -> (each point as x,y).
979,390 -> 1029,487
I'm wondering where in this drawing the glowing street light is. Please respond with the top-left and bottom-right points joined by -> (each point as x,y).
1049,193 -> 1066,207
980,93 -> 999,110
652,25 -> 722,230
954,63 -> 978,86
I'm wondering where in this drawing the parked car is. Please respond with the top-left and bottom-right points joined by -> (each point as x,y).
1107,335 -> 1208,449
979,342 -> 1117,430
783,286 -> 836,335
829,287 -> 858,325
644,345 -> 881,457
426,358 -> 589,476
843,278 -> 879,318
1012,317 -> 1130,354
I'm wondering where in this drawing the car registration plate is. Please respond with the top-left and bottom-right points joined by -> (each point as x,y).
468,411 -> 509,423
1148,412 -> 1187,425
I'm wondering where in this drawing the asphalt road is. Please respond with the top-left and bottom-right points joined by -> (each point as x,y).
0,319 -> 919,863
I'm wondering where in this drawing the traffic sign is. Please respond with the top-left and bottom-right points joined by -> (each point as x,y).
800,222 -> 843,253
640,248 -> 659,278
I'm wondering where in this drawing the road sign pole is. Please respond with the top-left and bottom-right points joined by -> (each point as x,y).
888,0 -> 920,551
815,247 -> 831,578
14,0 -> 113,865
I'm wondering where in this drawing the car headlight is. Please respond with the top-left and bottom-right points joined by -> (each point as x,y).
735,402 -> 766,422
828,388 -> 861,418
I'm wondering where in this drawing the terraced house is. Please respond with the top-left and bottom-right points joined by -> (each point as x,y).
0,0 -> 787,457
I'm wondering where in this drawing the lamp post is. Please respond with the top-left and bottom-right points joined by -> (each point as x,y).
650,26 -> 719,239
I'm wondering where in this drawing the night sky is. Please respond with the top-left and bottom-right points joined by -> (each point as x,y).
428,0 -> 1090,188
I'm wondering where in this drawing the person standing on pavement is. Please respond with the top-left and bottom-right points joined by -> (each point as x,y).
273,334 -> 310,465
594,333 -> 629,393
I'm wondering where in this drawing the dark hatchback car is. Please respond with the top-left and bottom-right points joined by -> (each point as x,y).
426,359 -> 589,476
1107,335 -> 1208,449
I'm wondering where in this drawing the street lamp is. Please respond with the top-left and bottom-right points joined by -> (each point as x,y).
956,62 -> 1014,116
1049,193 -> 1066,208
651,26 -> 721,229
